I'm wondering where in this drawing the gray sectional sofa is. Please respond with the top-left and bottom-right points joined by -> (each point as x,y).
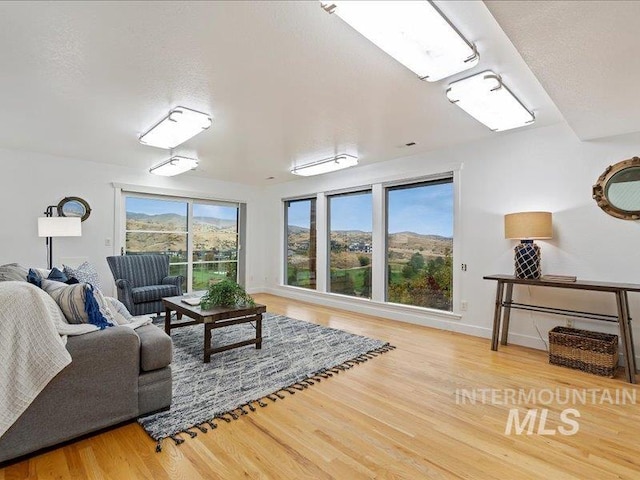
0,264 -> 173,464
0,324 -> 172,463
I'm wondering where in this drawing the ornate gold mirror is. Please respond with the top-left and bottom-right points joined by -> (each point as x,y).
593,157 -> 640,220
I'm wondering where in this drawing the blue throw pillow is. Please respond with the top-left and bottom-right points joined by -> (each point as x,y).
47,267 -> 69,283
27,268 -> 42,288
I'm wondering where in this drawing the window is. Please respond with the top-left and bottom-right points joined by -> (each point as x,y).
285,198 -> 317,289
123,193 -> 242,291
328,190 -> 372,298
192,203 -> 239,290
386,178 -> 453,311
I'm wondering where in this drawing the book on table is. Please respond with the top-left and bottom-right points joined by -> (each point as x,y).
541,274 -> 577,282
182,297 -> 202,306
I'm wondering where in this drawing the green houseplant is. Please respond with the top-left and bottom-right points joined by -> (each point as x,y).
200,279 -> 256,309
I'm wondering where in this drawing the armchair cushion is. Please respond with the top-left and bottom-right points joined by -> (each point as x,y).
162,275 -> 183,287
131,284 -> 180,304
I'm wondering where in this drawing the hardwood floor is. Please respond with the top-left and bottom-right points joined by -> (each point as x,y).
2,293 -> 640,479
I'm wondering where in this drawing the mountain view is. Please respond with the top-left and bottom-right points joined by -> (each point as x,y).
126,213 -> 238,256
287,226 -> 453,311
126,211 -> 239,289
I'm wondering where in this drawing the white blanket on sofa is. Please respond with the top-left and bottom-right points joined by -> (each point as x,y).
0,282 -> 73,438
0,282 -> 152,438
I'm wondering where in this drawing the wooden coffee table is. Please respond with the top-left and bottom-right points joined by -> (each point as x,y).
162,296 -> 267,363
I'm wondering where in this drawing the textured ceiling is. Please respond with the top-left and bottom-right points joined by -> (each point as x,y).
0,1 -> 564,185
486,0 -> 640,141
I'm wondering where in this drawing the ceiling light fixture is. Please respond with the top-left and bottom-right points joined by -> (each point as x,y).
291,154 -> 358,176
139,106 -> 212,149
149,156 -> 199,176
446,71 -> 535,131
320,1 -> 478,82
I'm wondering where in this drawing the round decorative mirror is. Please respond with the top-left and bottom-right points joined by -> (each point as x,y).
57,196 -> 92,222
593,157 -> 640,220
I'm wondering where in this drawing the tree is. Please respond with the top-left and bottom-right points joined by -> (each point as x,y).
361,267 -> 371,297
408,252 -> 425,271
358,255 -> 371,267
330,271 -> 355,296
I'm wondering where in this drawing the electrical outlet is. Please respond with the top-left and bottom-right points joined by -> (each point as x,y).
566,319 -> 574,328
461,301 -> 468,311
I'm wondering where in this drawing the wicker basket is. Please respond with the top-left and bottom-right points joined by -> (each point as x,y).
548,327 -> 618,377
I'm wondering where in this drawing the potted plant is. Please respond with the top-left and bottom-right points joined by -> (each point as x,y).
200,279 -> 255,309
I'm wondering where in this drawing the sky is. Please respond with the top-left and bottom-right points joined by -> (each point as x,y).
288,183 -> 453,237
126,197 -> 238,220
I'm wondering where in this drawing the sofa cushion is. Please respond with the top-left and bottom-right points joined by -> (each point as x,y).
0,263 -> 28,282
135,324 -> 172,372
131,284 -> 179,304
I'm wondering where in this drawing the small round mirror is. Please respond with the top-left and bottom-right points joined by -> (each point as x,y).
57,196 -> 92,222
593,157 -> 640,220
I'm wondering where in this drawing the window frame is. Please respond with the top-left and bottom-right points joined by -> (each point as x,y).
283,197 -> 318,290
279,170 -> 460,316
384,175 -> 454,311
118,190 -> 245,292
326,188 -> 374,299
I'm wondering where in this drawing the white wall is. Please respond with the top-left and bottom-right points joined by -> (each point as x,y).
261,123 -> 640,359
2,123 -> 639,360
0,148 -> 266,296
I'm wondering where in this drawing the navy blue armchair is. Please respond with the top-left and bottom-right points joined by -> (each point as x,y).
106,255 -> 184,316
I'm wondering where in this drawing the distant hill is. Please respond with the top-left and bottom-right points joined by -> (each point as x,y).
287,225 -> 451,259
127,212 -> 236,229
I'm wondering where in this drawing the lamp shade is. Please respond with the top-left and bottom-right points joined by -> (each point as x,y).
38,217 -> 81,237
504,212 -> 552,240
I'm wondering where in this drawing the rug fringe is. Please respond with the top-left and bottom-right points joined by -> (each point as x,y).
152,342 -> 395,452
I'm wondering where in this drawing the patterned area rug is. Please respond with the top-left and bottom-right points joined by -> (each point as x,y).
139,313 -> 394,451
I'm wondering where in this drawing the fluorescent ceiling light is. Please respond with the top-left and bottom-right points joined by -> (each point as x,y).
446,71 -> 535,131
139,106 -> 212,149
320,1 -> 478,81
149,156 -> 199,176
291,154 -> 358,176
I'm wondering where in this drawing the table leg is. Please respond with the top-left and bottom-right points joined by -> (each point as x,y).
501,283 -> 514,346
615,292 -> 635,383
491,282 -> 505,351
164,307 -> 172,335
204,323 -> 212,363
622,291 -> 637,374
256,313 -> 262,349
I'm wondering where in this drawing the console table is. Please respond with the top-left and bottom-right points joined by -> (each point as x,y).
483,274 -> 640,383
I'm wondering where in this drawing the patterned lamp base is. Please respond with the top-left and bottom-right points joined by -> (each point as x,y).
514,240 -> 541,279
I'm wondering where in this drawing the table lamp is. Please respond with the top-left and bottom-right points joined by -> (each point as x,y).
504,211 -> 552,279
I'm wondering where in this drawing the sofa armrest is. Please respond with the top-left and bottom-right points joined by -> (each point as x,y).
114,278 -> 134,312
162,275 -> 184,295
135,324 -> 172,372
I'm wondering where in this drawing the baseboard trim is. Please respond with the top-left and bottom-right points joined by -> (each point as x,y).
255,286 -> 640,367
